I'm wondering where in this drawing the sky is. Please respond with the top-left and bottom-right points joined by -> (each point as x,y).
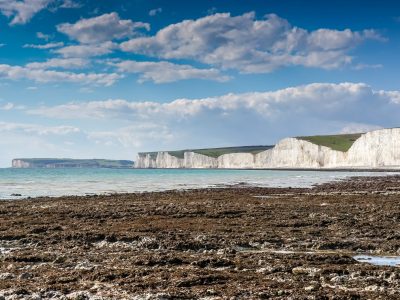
0,0 -> 400,167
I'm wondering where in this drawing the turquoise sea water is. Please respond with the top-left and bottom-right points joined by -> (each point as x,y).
0,168 -> 394,200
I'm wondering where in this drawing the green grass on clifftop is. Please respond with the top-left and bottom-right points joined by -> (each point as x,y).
297,133 -> 362,152
140,146 -> 273,159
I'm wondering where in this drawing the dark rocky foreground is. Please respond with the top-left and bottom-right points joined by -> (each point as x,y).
1,176 -> 400,299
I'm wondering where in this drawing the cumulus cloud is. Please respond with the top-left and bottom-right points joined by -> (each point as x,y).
0,0 -> 52,25
121,12 -> 384,73
87,123 -> 174,148
149,8 -> 162,17
36,32 -> 51,41
54,41 -> 116,57
23,42 -> 64,49
27,82 -> 400,151
26,58 -> 89,69
340,123 -> 383,134
27,82 -> 400,134
59,0 -> 81,9
57,12 -> 150,43
26,83 -> 370,118
0,102 -> 15,110
353,63 -> 383,70
0,63 -> 120,86
0,121 -> 80,135
377,90 -> 400,104
111,60 -> 230,83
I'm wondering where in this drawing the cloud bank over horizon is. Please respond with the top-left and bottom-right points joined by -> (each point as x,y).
0,81 -> 398,166
0,0 -> 398,166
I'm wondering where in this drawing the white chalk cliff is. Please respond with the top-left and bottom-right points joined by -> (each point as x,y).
135,128 -> 400,169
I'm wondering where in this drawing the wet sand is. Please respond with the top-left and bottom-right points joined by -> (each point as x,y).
1,176 -> 400,299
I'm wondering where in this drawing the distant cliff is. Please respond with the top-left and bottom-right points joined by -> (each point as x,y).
12,158 -> 134,169
135,128 -> 400,169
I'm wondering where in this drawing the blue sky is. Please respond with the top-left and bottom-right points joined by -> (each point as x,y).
0,0 -> 400,166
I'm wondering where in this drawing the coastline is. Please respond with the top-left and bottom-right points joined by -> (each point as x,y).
3,168 -> 396,201
133,167 -> 400,172
1,175 -> 400,299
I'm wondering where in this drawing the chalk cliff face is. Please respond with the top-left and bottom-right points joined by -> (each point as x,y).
345,128 -> 400,168
134,154 -> 157,168
135,128 -> 400,169
254,138 -> 347,169
218,153 -> 255,169
184,152 -> 218,168
12,159 -> 31,168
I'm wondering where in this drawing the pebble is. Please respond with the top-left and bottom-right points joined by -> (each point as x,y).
292,266 -> 321,276
19,272 -> 33,279
0,272 -> 15,280
304,285 -> 318,292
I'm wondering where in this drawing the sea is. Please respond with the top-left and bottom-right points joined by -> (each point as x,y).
0,168 -> 395,200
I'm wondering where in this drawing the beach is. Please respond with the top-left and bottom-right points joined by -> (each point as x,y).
1,175 -> 400,299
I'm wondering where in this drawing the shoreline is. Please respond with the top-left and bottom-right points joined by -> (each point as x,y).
134,167 -> 400,171
1,175 -> 400,299
2,169 -> 398,202
7,166 -> 400,171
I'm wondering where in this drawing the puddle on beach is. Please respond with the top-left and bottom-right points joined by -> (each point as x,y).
353,255 -> 400,267
235,247 -> 400,268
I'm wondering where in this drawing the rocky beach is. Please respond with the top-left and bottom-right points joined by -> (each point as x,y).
1,175 -> 400,299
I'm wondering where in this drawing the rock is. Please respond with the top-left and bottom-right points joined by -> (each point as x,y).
19,272 -> 33,279
304,285 -> 319,292
66,291 -> 90,299
0,272 -> 15,280
53,256 -> 67,264
292,266 -> 321,276
28,293 -> 42,300
74,261 -> 96,271
330,275 -> 349,283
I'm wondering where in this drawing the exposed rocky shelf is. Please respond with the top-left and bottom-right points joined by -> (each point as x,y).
1,176 -> 400,298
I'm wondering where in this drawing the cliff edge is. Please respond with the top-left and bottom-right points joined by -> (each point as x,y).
135,128 -> 400,169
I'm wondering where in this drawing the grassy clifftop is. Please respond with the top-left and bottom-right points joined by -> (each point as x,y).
297,133 -> 362,152
139,133 -> 364,159
140,145 -> 274,159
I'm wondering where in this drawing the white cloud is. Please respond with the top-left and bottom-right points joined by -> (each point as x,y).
54,41 -> 116,57
0,121 -> 80,135
23,42 -> 64,49
27,82 -> 400,138
27,82 -> 400,152
0,102 -> 15,110
26,58 -> 89,69
27,82 -> 392,120
112,60 -> 230,83
57,12 -> 150,43
0,0 -> 52,25
121,12 -> 384,73
87,123 -> 174,148
25,83 -> 378,119
0,63 -> 121,86
340,123 -> 383,134
59,0 -> 81,8
36,32 -> 51,41
353,63 -> 383,70
377,90 -> 400,104
149,8 -> 162,17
